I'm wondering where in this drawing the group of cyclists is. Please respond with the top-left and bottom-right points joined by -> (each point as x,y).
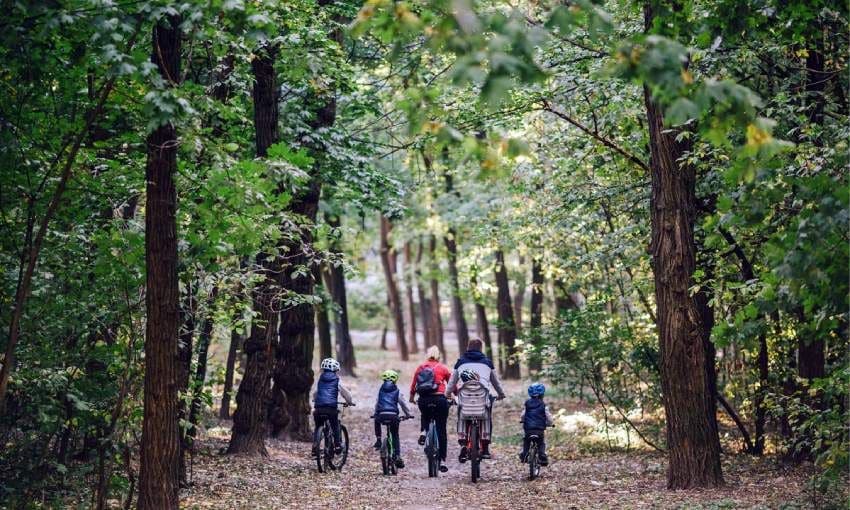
311,337 -> 555,474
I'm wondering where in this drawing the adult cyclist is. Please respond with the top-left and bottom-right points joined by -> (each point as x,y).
444,338 -> 506,461
409,345 -> 452,473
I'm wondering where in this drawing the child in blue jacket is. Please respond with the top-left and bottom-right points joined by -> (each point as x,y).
519,383 -> 554,465
373,370 -> 413,468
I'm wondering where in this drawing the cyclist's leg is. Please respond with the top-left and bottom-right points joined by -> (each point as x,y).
417,398 -> 429,433
329,410 -> 341,447
435,397 -> 449,461
389,419 -> 401,457
519,430 -> 530,459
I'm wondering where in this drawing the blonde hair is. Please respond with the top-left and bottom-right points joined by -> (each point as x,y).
426,345 -> 441,361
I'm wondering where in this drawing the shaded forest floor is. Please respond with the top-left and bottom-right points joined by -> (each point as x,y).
182,332 -> 824,509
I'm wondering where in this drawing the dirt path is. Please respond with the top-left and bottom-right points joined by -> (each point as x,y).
182,331 -> 816,509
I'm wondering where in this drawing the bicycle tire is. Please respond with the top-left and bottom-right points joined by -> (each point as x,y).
470,421 -> 480,483
330,425 -> 349,471
315,425 -> 328,473
528,442 -> 539,480
425,421 -> 439,478
380,435 -> 390,476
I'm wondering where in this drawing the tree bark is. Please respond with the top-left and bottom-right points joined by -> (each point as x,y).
428,236 -> 445,354
643,4 -> 723,486
416,239 -> 434,348
227,45 -> 280,456
138,15 -> 182,510
494,250 -> 520,379
443,172 -> 470,353
528,257 -> 544,372
379,216 -> 409,361
513,255 -> 526,335
470,272 -> 493,360
403,242 -> 420,354
189,285 -> 218,440
219,325 -> 242,420
176,283 -> 196,485
315,265 -> 334,362
324,214 -> 356,374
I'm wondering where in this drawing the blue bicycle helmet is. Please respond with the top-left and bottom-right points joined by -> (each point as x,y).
528,383 -> 546,397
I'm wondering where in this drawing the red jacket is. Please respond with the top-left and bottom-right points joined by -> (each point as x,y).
410,360 -> 452,398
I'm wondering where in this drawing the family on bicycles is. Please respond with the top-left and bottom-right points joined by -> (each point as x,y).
310,337 -> 553,478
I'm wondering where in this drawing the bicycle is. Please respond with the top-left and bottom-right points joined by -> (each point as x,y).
372,413 -> 413,476
455,382 -> 492,484
423,399 -> 455,478
521,424 -> 554,481
313,402 -> 352,473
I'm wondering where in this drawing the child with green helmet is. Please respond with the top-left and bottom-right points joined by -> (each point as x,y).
373,369 -> 414,468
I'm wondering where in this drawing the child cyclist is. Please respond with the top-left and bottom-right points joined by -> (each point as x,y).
312,358 -> 354,456
518,383 -> 554,465
373,370 -> 414,468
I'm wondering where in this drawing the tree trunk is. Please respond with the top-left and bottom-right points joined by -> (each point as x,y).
315,264 -> 334,361
176,283 -> 196,485
403,242 -> 420,354
444,230 -> 470,353
643,4 -> 723,485
494,250 -> 520,379
138,15 -> 181,510
428,236 -> 445,354
528,257 -> 544,372
513,255 -> 526,335
219,325 -> 242,420
470,272 -> 493,360
189,286 -> 218,441
379,216 -> 409,361
227,45 -> 280,456
416,239 -> 434,348
324,214 -> 356,374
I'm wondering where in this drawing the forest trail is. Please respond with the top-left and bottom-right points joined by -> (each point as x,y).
181,332 -> 814,509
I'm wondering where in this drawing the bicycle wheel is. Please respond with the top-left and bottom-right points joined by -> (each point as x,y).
425,421 -> 439,478
469,422 -> 480,483
323,426 -> 335,471
314,425 -> 327,473
328,424 -> 348,471
380,436 -> 390,476
528,442 -> 540,481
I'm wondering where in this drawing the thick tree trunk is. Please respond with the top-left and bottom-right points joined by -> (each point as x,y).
428,236 -> 445,354
379,216 -> 409,361
138,15 -> 182,510
528,257 -> 544,372
227,45 -> 280,456
315,265 -> 334,361
219,325 -> 242,420
189,286 -> 218,440
269,178 -> 320,440
470,272 -> 493,360
643,5 -> 723,484
416,239 -> 434,348
494,250 -> 520,379
513,255 -> 526,335
403,242 -> 420,354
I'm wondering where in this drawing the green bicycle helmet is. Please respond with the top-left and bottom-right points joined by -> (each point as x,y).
380,369 -> 399,383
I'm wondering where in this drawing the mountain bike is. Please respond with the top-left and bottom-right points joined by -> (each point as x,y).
423,399 -> 455,478
313,402 -> 352,473
455,382 -> 491,484
464,416 -> 485,483
372,413 -> 412,476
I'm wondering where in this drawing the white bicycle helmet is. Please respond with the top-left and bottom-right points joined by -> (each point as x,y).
321,358 -> 340,372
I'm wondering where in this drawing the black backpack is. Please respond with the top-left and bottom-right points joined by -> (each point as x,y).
415,366 -> 438,395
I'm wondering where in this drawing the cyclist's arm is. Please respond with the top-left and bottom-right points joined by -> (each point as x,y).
409,365 -> 421,401
443,369 -> 458,398
338,383 -> 354,405
398,397 -> 413,417
489,370 -> 507,399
